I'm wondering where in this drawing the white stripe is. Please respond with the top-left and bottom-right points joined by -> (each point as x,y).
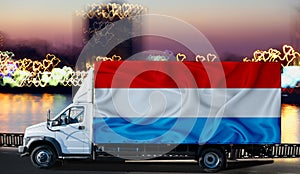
94,88 -> 281,118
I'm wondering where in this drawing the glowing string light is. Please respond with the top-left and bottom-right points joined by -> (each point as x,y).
77,3 -> 146,21
0,52 -> 128,87
0,51 -> 17,77
243,45 -> 300,68
176,53 -> 187,61
94,53 -> 218,62
175,53 -> 218,62
16,54 -> 61,73
0,52 -> 89,87
1,44 -> 298,88
195,53 -> 217,62
96,54 -> 122,61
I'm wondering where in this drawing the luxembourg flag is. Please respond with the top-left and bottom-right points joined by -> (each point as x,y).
93,61 -> 281,144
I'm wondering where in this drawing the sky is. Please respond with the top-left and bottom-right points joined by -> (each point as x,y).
0,0 -> 299,58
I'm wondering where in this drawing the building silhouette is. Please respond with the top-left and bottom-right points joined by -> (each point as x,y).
82,1 -> 145,60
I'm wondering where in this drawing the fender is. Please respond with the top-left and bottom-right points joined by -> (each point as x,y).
196,145 -> 228,159
26,136 -> 63,157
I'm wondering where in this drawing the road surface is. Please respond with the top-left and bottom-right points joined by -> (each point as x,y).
1,147 -> 300,174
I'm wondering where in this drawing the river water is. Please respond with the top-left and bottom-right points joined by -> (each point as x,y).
0,93 -> 72,133
0,93 -> 299,143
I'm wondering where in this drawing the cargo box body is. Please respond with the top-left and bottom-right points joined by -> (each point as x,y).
93,61 -> 281,145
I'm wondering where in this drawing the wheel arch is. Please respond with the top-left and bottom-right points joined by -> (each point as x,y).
196,144 -> 228,159
28,137 -> 62,157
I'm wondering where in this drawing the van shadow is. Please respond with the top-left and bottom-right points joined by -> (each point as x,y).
51,158 -> 274,173
226,159 -> 274,171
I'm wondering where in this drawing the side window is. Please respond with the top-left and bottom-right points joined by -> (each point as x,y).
69,107 -> 84,123
56,107 -> 84,125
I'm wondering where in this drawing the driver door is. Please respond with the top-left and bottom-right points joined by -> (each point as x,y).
53,106 -> 90,154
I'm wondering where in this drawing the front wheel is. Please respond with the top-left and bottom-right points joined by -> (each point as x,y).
198,148 -> 226,173
30,145 -> 57,168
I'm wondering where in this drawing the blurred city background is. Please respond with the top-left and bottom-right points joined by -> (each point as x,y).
0,0 -> 299,145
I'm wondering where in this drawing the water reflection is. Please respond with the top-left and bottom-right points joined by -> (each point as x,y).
0,93 -> 299,144
281,104 -> 300,143
0,93 -> 72,133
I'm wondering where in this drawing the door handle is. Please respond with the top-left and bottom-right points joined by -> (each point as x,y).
78,125 -> 85,130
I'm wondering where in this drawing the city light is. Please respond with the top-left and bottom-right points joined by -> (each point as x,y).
176,53 -> 186,61
0,51 -> 87,87
1,44 -> 300,88
0,51 -> 220,88
243,45 -> 300,68
77,3 -> 146,21
96,55 -> 122,61
195,53 -> 217,62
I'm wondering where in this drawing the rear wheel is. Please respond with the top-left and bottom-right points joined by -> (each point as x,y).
30,145 -> 57,168
198,148 -> 225,173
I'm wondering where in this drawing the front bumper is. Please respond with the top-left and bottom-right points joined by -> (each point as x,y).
18,146 -> 29,157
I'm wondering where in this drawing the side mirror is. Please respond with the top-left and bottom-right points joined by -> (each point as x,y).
47,109 -> 50,121
46,109 -> 60,132
47,119 -> 53,130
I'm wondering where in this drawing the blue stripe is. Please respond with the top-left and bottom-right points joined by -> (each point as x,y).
93,117 -> 280,144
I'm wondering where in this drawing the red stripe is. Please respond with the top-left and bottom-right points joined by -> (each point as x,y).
94,61 -> 281,88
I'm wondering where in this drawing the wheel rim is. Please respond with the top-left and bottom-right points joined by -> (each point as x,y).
35,149 -> 52,166
203,152 -> 220,169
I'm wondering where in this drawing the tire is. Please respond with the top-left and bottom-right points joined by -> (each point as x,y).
198,148 -> 225,173
30,145 -> 57,168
